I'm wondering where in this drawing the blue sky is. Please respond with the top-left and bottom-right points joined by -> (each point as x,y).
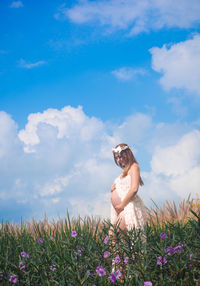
0,0 -> 200,223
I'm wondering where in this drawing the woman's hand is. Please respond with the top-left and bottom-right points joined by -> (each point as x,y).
115,203 -> 124,214
110,184 -> 116,192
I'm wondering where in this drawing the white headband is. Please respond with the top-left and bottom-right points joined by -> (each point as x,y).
112,145 -> 131,153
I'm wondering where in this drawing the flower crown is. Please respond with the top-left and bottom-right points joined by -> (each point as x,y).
112,145 -> 131,153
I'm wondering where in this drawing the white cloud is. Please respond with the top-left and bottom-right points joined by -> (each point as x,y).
10,1 -> 23,8
0,106 -> 199,222
111,67 -> 146,81
55,0 -> 200,35
150,34 -> 200,95
142,130 -> 200,203
151,130 -> 200,176
18,105 -> 104,152
18,59 -> 46,69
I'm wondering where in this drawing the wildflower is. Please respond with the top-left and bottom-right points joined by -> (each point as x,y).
124,256 -> 129,263
49,236 -> 54,241
109,272 -> 116,283
96,266 -> 106,276
103,251 -> 110,258
87,270 -> 91,275
71,230 -> 77,238
50,264 -> 56,271
20,251 -> 29,258
19,261 -> 25,270
38,237 -> 43,244
115,255 -> 121,264
189,253 -> 193,260
184,264 -> 192,269
109,270 -> 121,284
166,246 -> 175,255
157,256 -> 167,266
115,270 -> 122,279
9,275 -> 18,283
75,245 -> 82,259
144,282 -> 152,286
0,274 -> 3,281
104,236 -> 109,244
160,232 -> 167,240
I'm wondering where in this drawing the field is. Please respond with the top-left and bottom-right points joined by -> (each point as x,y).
0,194 -> 199,285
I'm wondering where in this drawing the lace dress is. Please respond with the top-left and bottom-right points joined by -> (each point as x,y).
111,174 -> 148,231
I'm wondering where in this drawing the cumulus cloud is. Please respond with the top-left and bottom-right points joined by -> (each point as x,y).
55,0 -> 200,35
111,67 -> 146,81
10,1 -> 23,8
150,34 -> 200,95
151,130 -> 200,176
142,130 -> 200,203
18,59 -> 46,69
0,106 -> 199,222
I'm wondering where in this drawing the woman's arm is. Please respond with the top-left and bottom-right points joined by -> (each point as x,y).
121,164 -> 140,208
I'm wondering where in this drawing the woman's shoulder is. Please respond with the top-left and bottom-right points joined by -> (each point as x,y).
128,163 -> 140,175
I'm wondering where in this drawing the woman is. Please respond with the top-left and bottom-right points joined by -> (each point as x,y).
110,143 -> 148,232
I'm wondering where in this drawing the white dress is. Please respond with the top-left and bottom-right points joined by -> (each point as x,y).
111,174 -> 148,231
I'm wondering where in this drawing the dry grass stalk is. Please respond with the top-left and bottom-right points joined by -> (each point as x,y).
1,195 -> 199,236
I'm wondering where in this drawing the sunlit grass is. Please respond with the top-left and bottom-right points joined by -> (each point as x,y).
0,195 -> 199,285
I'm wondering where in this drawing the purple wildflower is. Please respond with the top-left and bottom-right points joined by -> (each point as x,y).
20,251 -> 26,257
0,274 -> 3,281
115,255 -> 121,264
157,256 -> 167,266
38,237 -> 43,244
50,264 -> 56,271
166,246 -> 175,255
9,275 -> 18,283
173,245 -> 182,254
96,266 -> 106,277
75,245 -> 82,258
189,253 -> 193,260
103,251 -> 110,258
109,270 -> 121,284
19,261 -> 25,270
109,273 -> 116,284
20,251 -> 29,258
144,282 -> 152,286
184,264 -> 192,269
115,270 -> 122,279
124,256 -> 129,263
71,230 -> 77,238
87,270 -> 91,275
49,236 -> 54,241
104,236 -> 109,244
160,232 -> 167,240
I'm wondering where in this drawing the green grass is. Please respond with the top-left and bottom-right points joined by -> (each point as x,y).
0,208 -> 199,285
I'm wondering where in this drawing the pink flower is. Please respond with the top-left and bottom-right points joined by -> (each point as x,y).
160,232 -> 167,240
96,266 -> 106,276
157,256 -> 167,266
9,275 -> 18,283
144,282 -> 152,286
124,256 -> 129,263
38,237 -> 43,244
115,255 -> 121,264
71,230 -> 77,238
19,261 -> 25,270
103,251 -> 110,258
104,236 -> 109,244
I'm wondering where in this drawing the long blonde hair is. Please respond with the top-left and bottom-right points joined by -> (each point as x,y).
113,143 -> 144,186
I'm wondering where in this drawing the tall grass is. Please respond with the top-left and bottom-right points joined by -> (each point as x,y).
0,195 -> 199,285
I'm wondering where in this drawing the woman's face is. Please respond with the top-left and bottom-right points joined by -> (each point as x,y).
115,153 -> 126,167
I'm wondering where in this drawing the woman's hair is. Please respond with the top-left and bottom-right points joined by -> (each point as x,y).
113,143 -> 144,186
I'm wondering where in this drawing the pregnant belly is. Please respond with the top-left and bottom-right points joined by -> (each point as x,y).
111,189 -> 121,209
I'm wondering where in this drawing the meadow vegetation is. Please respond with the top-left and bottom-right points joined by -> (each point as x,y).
0,194 -> 199,285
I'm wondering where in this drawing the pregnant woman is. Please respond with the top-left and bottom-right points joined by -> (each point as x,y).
110,143 -> 148,232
